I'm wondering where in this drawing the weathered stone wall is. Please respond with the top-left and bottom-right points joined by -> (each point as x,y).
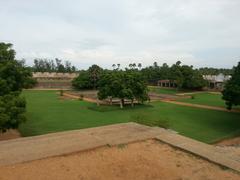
33,72 -> 79,89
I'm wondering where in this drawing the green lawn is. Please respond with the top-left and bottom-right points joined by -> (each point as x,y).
148,86 -> 179,95
178,92 -> 240,110
20,90 -> 240,143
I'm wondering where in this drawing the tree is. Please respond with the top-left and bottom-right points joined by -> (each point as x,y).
222,62 -> 240,110
125,70 -> 149,106
117,64 -> 121,70
0,93 -> 26,132
88,65 -> 103,89
0,42 -> 33,132
138,63 -> 142,70
72,65 -> 103,90
72,71 -> 92,89
98,70 -> 149,108
180,65 -> 206,90
32,58 -> 77,72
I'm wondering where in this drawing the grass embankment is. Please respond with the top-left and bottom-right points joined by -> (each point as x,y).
178,92 -> 240,110
20,90 -> 240,143
148,86 -> 179,95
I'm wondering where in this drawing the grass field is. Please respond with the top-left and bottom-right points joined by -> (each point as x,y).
178,92 -> 240,110
148,86 -> 179,95
179,93 -> 225,107
20,90 -> 240,143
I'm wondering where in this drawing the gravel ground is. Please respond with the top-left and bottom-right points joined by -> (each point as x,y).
0,140 -> 239,180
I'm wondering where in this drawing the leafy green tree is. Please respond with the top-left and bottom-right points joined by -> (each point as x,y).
180,65 -> 206,90
0,42 -> 33,132
137,63 -> 142,69
222,62 -> 240,110
72,71 -> 92,89
169,62 -> 184,89
98,70 -> 149,108
72,65 -> 103,90
0,93 -> 26,132
125,70 -> 149,105
198,67 -> 233,75
33,58 -> 77,72
88,65 -> 103,89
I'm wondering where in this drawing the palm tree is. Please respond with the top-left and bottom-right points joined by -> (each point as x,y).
132,63 -> 136,68
129,63 -> 133,69
117,64 -> 120,69
138,63 -> 142,70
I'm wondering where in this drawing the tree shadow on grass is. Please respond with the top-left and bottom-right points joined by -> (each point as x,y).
130,113 -> 170,129
87,103 -> 154,112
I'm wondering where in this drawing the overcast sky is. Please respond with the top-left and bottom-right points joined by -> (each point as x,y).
0,0 -> 240,69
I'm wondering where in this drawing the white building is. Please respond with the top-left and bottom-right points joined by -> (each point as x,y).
203,73 -> 231,90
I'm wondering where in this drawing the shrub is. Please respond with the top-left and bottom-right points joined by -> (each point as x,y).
79,94 -> 84,101
60,90 -> 64,96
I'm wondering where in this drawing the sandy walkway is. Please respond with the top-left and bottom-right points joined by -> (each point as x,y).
0,130 -> 21,141
162,100 -> 240,113
216,136 -> 240,146
0,140 -> 238,180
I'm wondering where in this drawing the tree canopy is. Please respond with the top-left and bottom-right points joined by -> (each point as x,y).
222,62 -> 240,110
142,61 -> 206,90
98,70 -> 149,108
32,58 -> 77,73
0,42 -> 34,132
72,65 -> 103,90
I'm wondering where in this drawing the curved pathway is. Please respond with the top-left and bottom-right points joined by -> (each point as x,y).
162,100 -> 240,113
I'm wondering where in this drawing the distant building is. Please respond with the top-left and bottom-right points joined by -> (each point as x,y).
203,73 -> 231,90
33,72 -> 79,89
157,79 -> 177,88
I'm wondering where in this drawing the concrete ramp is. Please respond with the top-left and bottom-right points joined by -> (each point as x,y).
0,123 -> 160,166
0,123 -> 240,173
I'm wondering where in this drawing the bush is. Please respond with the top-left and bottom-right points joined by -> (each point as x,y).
79,94 -> 84,101
60,90 -> 64,96
0,94 -> 26,132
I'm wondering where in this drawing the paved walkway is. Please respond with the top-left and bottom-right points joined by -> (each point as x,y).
0,123 -> 240,173
0,123 -> 161,166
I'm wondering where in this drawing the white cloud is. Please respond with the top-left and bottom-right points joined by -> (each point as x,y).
0,0 -> 239,69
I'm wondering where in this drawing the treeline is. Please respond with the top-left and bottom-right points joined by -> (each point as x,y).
198,67 -> 233,75
32,58 -> 77,73
140,61 -> 206,89
141,61 -> 233,83
72,61 -> 207,91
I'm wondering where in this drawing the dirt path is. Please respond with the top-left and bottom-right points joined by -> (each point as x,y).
63,92 -> 98,103
176,91 -> 205,96
216,137 -> 240,146
162,100 -> 240,113
0,140 -> 239,180
0,130 -> 21,141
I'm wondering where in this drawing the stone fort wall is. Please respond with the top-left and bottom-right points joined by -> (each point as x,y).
32,72 -> 79,89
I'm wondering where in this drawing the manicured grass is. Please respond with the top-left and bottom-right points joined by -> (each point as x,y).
178,92 -> 240,110
179,93 -> 225,107
148,86 -> 179,95
20,90 -> 240,143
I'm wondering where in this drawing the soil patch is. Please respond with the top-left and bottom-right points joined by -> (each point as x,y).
216,136 -> 240,146
0,140 -> 238,180
0,130 -> 21,141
